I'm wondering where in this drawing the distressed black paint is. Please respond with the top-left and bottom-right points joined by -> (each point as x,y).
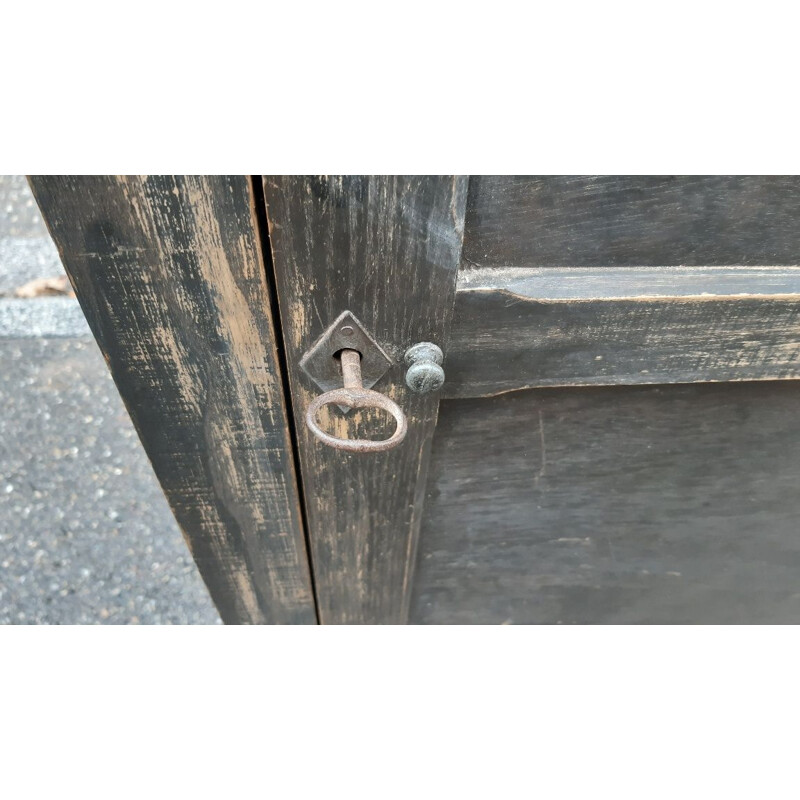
412,382 -> 800,624
30,176 -> 316,624
465,176 -> 800,268
264,176 -> 468,624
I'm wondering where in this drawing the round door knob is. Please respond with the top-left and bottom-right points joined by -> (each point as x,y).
404,342 -> 445,394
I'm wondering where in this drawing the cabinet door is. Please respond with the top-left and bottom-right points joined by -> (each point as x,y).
31,176 -> 317,624
265,176 -> 800,624
263,176 -> 468,624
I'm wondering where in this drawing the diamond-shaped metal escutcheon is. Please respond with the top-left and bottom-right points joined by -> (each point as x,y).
299,311 -> 394,412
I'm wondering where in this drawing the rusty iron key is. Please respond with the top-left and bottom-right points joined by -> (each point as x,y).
305,349 -> 408,452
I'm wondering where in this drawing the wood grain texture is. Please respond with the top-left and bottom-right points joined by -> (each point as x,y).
446,266 -> 800,398
29,176 -> 316,624
411,382 -> 800,624
464,176 -> 800,268
264,176 -> 468,624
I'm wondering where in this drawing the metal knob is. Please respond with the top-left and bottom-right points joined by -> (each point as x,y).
305,349 -> 408,453
404,342 -> 445,394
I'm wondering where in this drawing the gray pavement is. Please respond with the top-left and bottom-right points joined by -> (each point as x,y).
0,175 -> 68,295
0,176 -> 220,624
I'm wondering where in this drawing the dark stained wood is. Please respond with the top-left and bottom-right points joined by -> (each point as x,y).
31,174 -> 800,627
446,266 -> 800,398
464,176 -> 800,269
29,176 -> 316,625
264,176 -> 468,624
411,382 -> 800,624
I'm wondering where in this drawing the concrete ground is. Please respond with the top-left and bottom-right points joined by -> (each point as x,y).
0,176 -> 220,623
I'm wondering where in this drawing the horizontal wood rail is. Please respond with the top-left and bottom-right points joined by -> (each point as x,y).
444,266 -> 800,399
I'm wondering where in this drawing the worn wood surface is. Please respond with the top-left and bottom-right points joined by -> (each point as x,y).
411,382 -> 800,624
264,176 -> 468,624
464,176 -> 800,269
30,176 -> 316,624
446,266 -> 800,398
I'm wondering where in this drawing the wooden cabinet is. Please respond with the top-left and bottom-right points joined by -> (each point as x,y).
31,176 -> 800,624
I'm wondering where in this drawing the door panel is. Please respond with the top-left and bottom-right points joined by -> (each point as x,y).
411,382 -> 800,624
465,176 -> 800,268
